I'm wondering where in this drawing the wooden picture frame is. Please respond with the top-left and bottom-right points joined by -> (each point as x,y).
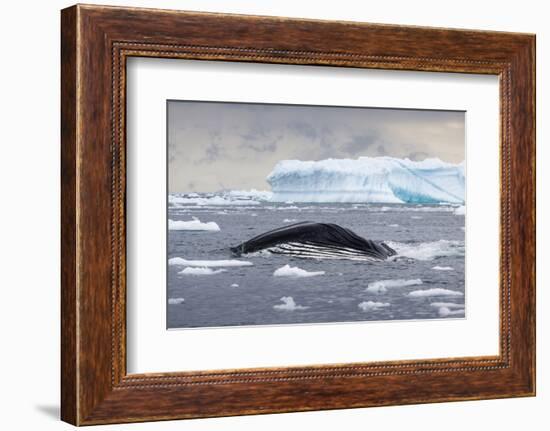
61,4 -> 535,425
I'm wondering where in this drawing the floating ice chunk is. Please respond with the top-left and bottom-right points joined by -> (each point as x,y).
430,302 -> 464,308
454,205 -> 466,215
378,205 -> 455,213
227,189 -> 273,201
358,301 -> 391,311
366,278 -> 423,293
408,288 -> 463,297
168,217 -> 220,231
168,297 -> 185,305
179,267 -> 226,275
273,264 -> 325,277
169,257 -> 253,267
273,296 -> 309,310
437,306 -> 465,317
388,240 -> 464,261
169,194 -> 260,206
267,156 -> 465,204
432,266 -> 454,271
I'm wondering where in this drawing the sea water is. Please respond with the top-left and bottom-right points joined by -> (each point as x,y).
167,194 -> 465,329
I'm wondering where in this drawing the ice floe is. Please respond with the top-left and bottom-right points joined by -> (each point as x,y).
366,278 -> 423,293
168,297 -> 185,305
437,306 -> 465,317
408,288 -> 463,297
273,296 -> 309,310
169,257 -> 253,267
273,264 -> 325,277
430,302 -> 464,308
178,267 -> 226,275
432,266 -> 454,271
168,217 -> 220,231
388,240 -> 464,261
358,301 -> 391,311
169,190 -> 272,207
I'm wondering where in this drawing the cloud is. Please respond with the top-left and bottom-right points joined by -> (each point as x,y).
408,151 -> 430,161
239,134 -> 281,153
376,144 -> 387,156
342,133 -> 380,155
287,121 -> 318,140
200,141 -> 222,163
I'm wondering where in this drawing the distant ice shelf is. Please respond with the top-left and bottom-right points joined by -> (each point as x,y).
266,156 -> 465,204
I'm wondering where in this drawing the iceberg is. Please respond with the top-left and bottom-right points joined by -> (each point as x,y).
266,156 -> 465,204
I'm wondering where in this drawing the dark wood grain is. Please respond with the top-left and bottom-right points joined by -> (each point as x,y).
61,4 -> 535,425
60,5 -> 78,425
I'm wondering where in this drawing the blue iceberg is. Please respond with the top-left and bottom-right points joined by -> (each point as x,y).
266,156 -> 465,204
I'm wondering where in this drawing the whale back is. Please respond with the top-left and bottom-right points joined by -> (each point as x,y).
230,221 -> 396,260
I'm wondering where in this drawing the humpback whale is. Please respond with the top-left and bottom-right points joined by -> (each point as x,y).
230,221 -> 396,261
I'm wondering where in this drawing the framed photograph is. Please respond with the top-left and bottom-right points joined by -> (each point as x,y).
61,4 -> 536,425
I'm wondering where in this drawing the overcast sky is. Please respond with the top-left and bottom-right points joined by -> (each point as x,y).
168,100 -> 464,193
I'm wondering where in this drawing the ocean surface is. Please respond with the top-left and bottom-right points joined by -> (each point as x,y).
167,192 -> 465,329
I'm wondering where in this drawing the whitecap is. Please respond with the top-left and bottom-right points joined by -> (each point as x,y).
230,283 -> 239,287
388,224 -> 399,227
432,266 -> 454,271
358,301 -> 391,311
178,267 -> 226,275
366,278 -> 422,293
283,218 -> 297,223
169,258 -> 252,267
273,296 -> 309,311
273,264 -> 325,277
387,240 -> 464,261
168,297 -> 185,305
408,288 -> 463,297
168,217 -> 220,231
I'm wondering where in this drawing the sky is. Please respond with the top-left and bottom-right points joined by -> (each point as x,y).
168,100 -> 465,193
